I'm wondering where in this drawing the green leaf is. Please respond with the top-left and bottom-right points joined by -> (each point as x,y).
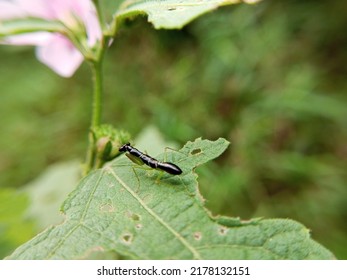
23,161 -> 80,230
114,0 -> 245,30
0,188 -> 36,258
0,18 -> 64,38
1,1 -> 257,38
7,138 -> 334,259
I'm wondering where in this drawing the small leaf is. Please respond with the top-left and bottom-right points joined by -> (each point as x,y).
7,138 -> 334,259
0,18 -> 64,38
115,0 -> 245,30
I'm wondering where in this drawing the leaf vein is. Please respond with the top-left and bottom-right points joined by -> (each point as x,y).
106,166 -> 202,259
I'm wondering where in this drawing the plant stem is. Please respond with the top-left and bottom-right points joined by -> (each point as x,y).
84,59 -> 104,175
91,61 -> 103,128
83,1 -> 109,175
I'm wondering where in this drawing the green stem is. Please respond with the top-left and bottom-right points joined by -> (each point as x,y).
91,61 -> 103,128
84,59 -> 104,176
83,1 -> 109,175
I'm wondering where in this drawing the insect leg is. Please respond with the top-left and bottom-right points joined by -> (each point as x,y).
131,164 -> 159,191
131,165 -> 141,193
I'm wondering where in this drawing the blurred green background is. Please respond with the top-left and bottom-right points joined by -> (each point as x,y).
1,0 -> 346,259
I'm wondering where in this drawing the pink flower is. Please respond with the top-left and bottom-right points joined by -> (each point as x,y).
0,0 -> 102,77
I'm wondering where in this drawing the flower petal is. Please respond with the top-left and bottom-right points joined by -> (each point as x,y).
47,0 -> 102,46
14,0 -> 54,19
0,0 -> 102,77
0,1 -> 25,19
2,32 -> 52,46
36,34 -> 83,77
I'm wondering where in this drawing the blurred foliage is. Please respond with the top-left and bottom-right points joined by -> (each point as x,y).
0,188 -> 36,257
0,0 -> 346,258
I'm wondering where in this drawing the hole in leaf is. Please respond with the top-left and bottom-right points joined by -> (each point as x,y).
122,233 -> 133,244
218,227 -> 228,235
131,213 -> 140,221
126,212 -> 141,221
190,148 -> 201,155
135,224 -> 143,230
193,232 -> 202,241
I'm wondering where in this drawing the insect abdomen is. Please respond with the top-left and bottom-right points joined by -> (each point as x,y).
157,162 -> 182,175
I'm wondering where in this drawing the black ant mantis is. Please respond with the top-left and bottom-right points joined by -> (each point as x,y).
118,143 -> 183,176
